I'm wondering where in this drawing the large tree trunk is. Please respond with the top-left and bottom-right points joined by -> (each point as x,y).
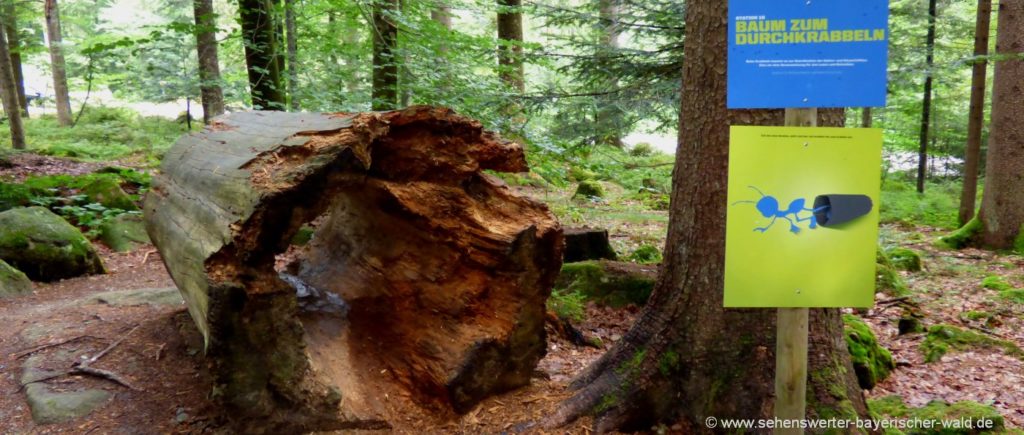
285,0 -> 298,110
917,0 -> 938,194
143,106 -> 562,432
0,18 -> 25,149
595,0 -> 623,147
497,0 -> 524,93
958,0 -> 992,225
2,0 -> 26,117
239,0 -> 285,110
976,0 -> 1024,250
44,0 -> 71,126
371,0 -> 398,110
193,0 -> 226,123
544,2 -> 870,432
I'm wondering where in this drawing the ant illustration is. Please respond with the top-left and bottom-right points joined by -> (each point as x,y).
732,186 -> 830,234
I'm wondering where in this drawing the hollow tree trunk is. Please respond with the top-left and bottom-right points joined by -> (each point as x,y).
544,2 -> 869,432
371,0 -> 398,110
44,0 -> 72,126
193,0 -> 226,123
144,106 -> 562,432
497,0 -> 524,93
2,0 -> 26,117
917,0 -> 937,194
239,0 -> 285,110
977,0 -> 1024,250
959,0 -> 992,225
0,19 -> 25,149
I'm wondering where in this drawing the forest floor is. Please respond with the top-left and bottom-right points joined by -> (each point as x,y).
1,156 -> 1022,433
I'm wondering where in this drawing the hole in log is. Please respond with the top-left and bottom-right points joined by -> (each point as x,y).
144,107 -> 563,432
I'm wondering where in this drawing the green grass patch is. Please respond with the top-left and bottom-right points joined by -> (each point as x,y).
547,289 -> 587,322
879,180 -> 961,230
981,275 -> 1013,292
868,395 -> 1005,433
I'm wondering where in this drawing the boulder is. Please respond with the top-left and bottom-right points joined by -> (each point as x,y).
98,213 -> 150,252
0,258 -> 32,298
0,207 -> 105,281
843,314 -> 895,389
82,177 -> 138,211
25,384 -> 111,425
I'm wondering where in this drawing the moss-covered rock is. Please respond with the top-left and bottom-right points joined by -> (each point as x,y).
81,177 -> 138,211
920,324 -> 1024,363
887,247 -> 923,272
0,259 -> 32,298
877,248 -> 911,297
869,395 -> 1005,434
0,207 -> 105,281
899,307 -> 926,335
937,217 -> 982,250
842,314 -> 895,390
573,180 -> 605,199
98,213 -> 149,252
568,166 -> 598,182
556,260 -> 656,307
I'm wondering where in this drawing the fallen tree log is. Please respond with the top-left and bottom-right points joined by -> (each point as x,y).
143,106 -> 563,432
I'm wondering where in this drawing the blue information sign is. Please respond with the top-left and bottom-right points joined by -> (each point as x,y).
727,0 -> 889,109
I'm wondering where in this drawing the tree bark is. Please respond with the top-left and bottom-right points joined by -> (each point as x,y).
976,0 -> 1024,250
544,2 -> 869,432
861,107 -> 871,128
144,106 -> 562,432
239,0 -> 285,110
2,0 -> 26,117
285,0 -> 298,110
0,19 -> 25,149
595,0 -> 623,147
431,3 -> 452,31
193,0 -> 226,123
497,0 -> 524,93
917,0 -> 938,194
958,0 -> 992,225
44,0 -> 72,126
371,0 -> 398,110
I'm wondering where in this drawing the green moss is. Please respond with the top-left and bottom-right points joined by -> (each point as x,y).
627,244 -> 662,264
0,207 -> 105,281
876,248 -> 911,296
98,213 -> 149,252
0,183 -> 39,212
843,314 -> 895,389
981,275 -> 1013,292
937,217 -> 982,250
81,177 -> 138,211
962,311 -> 990,321
556,261 -> 655,307
920,324 -> 1024,363
290,225 -> 315,246
886,247 -> 923,272
999,289 -> 1024,304
0,258 -> 32,298
629,142 -> 654,157
869,395 -> 1005,434
616,348 -> 647,376
899,308 -> 926,335
1014,225 -> 1024,255
547,289 -> 587,322
657,349 -> 680,377
568,167 -> 597,182
573,180 -> 605,199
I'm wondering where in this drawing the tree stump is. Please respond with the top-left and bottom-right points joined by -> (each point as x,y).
144,106 -> 563,432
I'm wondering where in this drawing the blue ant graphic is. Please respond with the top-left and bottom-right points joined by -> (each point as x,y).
732,186 -> 830,234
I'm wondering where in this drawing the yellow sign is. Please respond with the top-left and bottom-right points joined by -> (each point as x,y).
724,126 -> 882,308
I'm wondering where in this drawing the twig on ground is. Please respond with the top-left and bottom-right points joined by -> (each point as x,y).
19,325 -> 143,392
14,336 -> 99,360
141,249 -> 157,265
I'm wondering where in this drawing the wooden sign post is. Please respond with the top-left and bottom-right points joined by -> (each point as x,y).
773,108 -> 815,435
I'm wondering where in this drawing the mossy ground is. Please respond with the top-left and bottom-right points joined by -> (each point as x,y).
843,314 -> 895,389
555,261 -> 655,308
920,324 -> 1024,363
868,395 -> 1005,434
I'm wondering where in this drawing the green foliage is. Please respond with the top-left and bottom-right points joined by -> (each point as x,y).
868,395 -> 1005,434
627,245 -> 662,264
556,261 -> 654,307
842,314 -> 895,390
981,275 -> 1013,292
920,324 -> 1024,363
880,180 -> 961,230
547,289 -> 587,323
2,108 -> 187,162
628,143 -> 654,157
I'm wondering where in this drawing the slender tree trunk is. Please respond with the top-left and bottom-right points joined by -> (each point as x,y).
285,0 -> 297,110
977,0 -> 1024,250
371,0 -> 398,110
544,2 -> 869,431
0,20 -> 25,149
44,0 -> 71,126
431,4 -> 452,31
193,0 -> 226,123
496,0 -> 524,93
958,0 -> 992,225
239,0 -> 285,110
861,107 -> 871,127
917,0 -> 938,193
595,0 -> 623,147
2,0 -> 26,117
